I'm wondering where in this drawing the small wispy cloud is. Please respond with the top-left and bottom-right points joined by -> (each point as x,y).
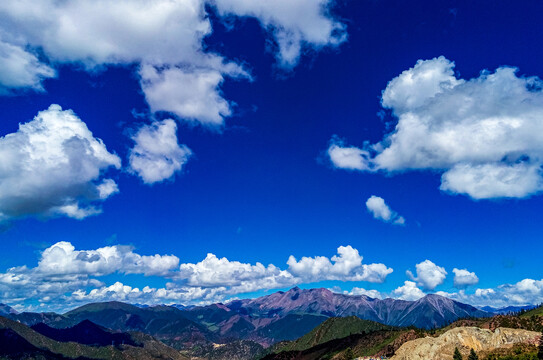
365,195 -> 405,225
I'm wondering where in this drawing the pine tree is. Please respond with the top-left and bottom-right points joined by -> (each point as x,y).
453,347 -> 463,360
468,348 -> 478,360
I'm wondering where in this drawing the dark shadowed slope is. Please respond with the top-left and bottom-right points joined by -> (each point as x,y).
59,301 -> 212,345
31,320 -> 138,347
0,315 -> 188,360
0,328 -> 79,360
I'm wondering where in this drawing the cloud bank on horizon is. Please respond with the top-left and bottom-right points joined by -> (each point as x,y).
328,56 -> 543,200
0,242 -> 392,311
1,241 -> 541,312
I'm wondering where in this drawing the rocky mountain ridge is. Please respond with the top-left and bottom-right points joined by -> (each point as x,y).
219,287 -> 490,329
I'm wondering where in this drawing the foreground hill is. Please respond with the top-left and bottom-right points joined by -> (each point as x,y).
262,329 -> 424,360
391,326 -> 541,360
0,315 -> 188,360
521,304 -> 543,318
262,316 -> 420,360
272,316 -> 394,353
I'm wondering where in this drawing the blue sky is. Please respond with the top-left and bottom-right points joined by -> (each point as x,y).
1,0 -> 543,312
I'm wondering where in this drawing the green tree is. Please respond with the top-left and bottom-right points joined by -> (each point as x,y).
453,347 -> 463,360
343,347 -> 354,360
468,348 -> 478,360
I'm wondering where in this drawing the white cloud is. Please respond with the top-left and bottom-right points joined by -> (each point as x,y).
287,245 -> 393,283
0,243 -> 393,310
0,241 -> 180,308
37,242 -> 180,277
178,253 -> 296,293
339,287 -> 383,299
406,260 -> 447,291
492,278 -> 543,306
0,40 -> 55,94
453,268 -> 479,289
440,162 -> 543,199
212,0 -> 346,68
392,281 -> 426,301
3,243 -> 543,310
0,263 -> 106,309
381,56 -> 463,114
0,0 -> 211,67
0,0 -> 345,124
139,63 -> 249,126
70,281 -> 229,306
365,195 -> 405,225
437,278 -> 543,308
328,56 -> 543,199
176,245 -> 393,294
328,139 -> 372,171
129,119 -> 192,184
0,0 -> 240,125
0,104 -> 120,222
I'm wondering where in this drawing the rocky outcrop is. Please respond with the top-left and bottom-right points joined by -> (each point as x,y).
391,326 -> 540,360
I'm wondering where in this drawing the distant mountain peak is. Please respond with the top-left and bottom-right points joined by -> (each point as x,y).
0,303 -> 17,315
225,287 -> 489,329
64,300 -> 140,315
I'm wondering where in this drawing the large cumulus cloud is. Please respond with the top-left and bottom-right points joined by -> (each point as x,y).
328,56 -> 543,199
0,105 -> 120,222
0,0 -> 345,125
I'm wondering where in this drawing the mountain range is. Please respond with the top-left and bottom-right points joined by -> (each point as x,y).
1,288 -> 541,360
480,305 -> 538,314
217,287 -> 490,329
1,287 -> 491,349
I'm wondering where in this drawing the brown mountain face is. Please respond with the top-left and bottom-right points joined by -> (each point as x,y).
217,287 -> 490,330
